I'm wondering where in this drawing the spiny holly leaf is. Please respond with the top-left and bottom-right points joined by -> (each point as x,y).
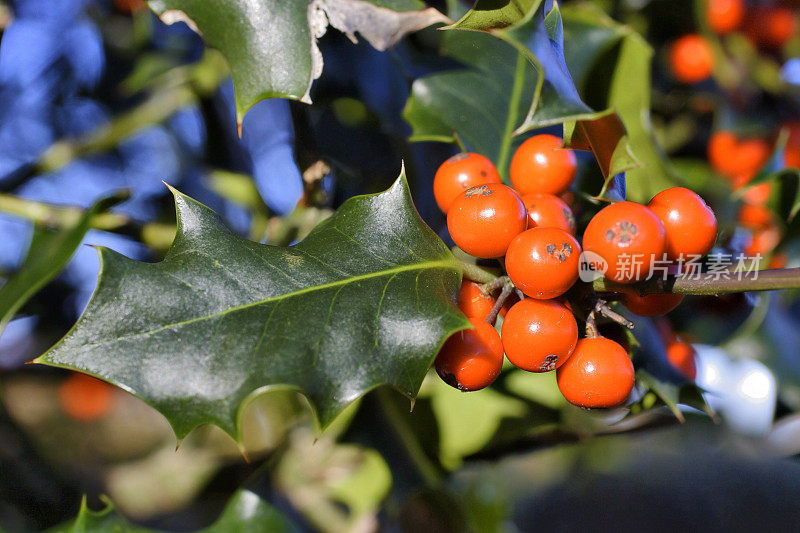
445,0 -> 538,31
0,191 -> 129,341
561,3 -> 679,202
48,490 -> 298,532
146,0 -> 447,121
37,171 -> 469,440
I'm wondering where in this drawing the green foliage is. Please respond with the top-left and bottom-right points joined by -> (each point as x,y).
48,490 -> 297,532
37,173 -> 469,439
561,3 -> 679,201
445,0 -> 537,31
0,192 -> 128,341
146,0 -> 446,121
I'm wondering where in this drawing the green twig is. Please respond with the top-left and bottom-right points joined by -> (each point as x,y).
459,261 -> 499,284
0,192 -> 130,230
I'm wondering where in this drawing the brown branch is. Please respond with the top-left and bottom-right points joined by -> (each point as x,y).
592,268 -> 800,296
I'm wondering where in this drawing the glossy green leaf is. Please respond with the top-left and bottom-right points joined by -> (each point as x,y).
146,0 -> 447,121
445,0 -> 537,31
561,3 -> 680,202
403,29 -> 537,178
0,192 -> 128,342
37,172 -> 469,440
48,490 -> 297,532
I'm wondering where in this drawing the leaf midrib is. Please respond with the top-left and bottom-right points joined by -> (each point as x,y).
43,258 -> 460,355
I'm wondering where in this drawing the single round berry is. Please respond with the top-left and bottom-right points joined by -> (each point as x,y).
622,293 -> 685,317
751,7 -> 798,49
435,317 -> 504,391
58,372 -> 114,421
556,337 -> 635,408
433,152 -> 501,213
522,193 -> 576,235
509,134 -> 577,195
741,182 -> 773,206
582,202 -> 666,284
706,0 -> 744,34
458,280 -> 496,319
505,227 -> 582,299
669,35 -> 714,84
744,223 -> 782,257
447,183 -> 527,258
501,299 -> 578,372
738,203 -> 774,229
666,340 -> 697,380
647,187 -> 718,261
708,131 -> 770,185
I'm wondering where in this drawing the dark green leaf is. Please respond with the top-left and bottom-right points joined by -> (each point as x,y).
37,172 -> 468,439
445,0 -> 538,31
0,192 -> 128,342
48,490 -> 297,532
146,0 -> 446,120
403,30 -> 537,179
561,3 -> 680,201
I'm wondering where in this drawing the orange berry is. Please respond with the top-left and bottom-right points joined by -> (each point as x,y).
669,35 -> 714,84
622,293 -> 685,316
521,193 -> 576,234
58,372 -> 114,422
708,131 -> 770,184
433,153 -> 501,213
556,337 -> 635,408
786,122 -> 800,169
647,187 -> 718,261
447,183 -> 527,258
582,202 -> 666,283
501,299 -> 578,372
706,0 -> 744,34
666,340 -> 697,380
738,203 -> 775,229
769,252 -> 788,269
505,227 -> 581,299
435,318 -> 504,391
509,134 -> 577,195
458,281 -> 496,319
751,7 -> 798,49
741,182 -> 773,206
744,223 -> 782,256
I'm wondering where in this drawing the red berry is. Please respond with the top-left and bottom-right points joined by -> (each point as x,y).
666,340 -> 697,380
521,193 -> 576,235
510,134 -> 577,195
435,318 -> 504,391
622,293 -> 685,316
58,373 -> 114,421
669,35 -> 714,84
447,183 -> 527,258
458,280 -> 496,319
501,299 -> 578,372
647,187 -> 717,261
706,0 -> 744,34
505,227 -> 581,299
556,337 -> 635,408
433,153 -> 501,213
582,202 -> 666,284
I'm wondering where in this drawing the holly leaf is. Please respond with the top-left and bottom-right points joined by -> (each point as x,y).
146,0 -> 447,121
561,3 -> 679,202
445,0 -> 538,31
403,29 -> 537,179
36,171 -> 468,440
48,490 -> 298,532
0,192 -> 129,342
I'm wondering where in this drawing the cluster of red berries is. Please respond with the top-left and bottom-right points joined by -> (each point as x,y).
432,134 -> 719,408
669,0 -> 797,84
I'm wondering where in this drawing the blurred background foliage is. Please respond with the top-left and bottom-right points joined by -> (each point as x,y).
1,0 -> 800,531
